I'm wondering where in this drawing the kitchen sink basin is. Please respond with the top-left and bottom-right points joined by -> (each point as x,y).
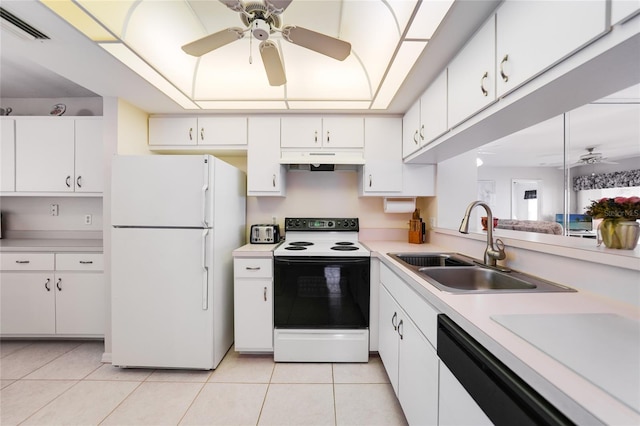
388,252 -> 575,294
388,253 -> 474,268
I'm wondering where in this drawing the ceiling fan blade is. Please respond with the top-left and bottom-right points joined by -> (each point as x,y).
265,0 -> 293,15
282,25 -> 351,61
182,28 -> 245,57
218,0 -> 244,13
260,40 -> 286,86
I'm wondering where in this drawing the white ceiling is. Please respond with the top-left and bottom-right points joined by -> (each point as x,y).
0,0 -> 499,114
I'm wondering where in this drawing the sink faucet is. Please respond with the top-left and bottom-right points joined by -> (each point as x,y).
459,201 -> 506,267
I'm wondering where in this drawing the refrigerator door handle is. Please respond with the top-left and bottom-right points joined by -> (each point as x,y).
202,158 -> 210,227
202,229 -> 209,310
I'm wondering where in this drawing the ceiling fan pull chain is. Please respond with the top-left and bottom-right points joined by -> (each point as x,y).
249,30 -> 253,64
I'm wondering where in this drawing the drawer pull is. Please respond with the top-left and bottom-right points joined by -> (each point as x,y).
56,278 -> 62,291
44,278 -> 51,292
16,260 -> 30,264
79,260 -> 94,264
246,266 -> 261,270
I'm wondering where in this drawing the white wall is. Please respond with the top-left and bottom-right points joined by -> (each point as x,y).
437,150 -> 478,230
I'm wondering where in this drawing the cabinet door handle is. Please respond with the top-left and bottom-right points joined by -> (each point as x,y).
15,260 -> 30,264
246,266 -> 261,270
56,278 -> 62,291
263,286 -> 267,302
397,319 -> 404,340
326,131 -> 330,143
480,71 -> 489,96
66,176 -> 71,188
369,174 -> 372,188
420,124 -> 424,141
500,54 -> 509,82
79,260 -> 93,264
44,278 -> 51,292
76,176 -> 82,188
413,130 -> 419,145
189,128 -> 193,140
272,174 -> 276,187
200,127 -> 204,141
314,130 -> 318,143
391,312 -> 398,331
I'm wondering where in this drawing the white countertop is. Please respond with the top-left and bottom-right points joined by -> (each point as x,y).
233,243 -> 279,257
0,238 -> 103,252
363,240 -> 640,426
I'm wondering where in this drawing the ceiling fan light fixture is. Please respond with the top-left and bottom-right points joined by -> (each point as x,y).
252,19 -> 270,40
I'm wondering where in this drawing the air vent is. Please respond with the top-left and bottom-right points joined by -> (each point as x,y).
0,7 -> 49,40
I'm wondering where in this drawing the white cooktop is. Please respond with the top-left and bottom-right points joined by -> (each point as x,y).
274,232 -> 369,257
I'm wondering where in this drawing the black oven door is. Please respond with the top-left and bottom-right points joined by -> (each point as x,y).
274,256 -> 370,329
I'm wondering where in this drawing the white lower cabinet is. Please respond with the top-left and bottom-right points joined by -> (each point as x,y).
378,281 -> 439,425
233,257 -> 273,351
0,252 -> 104,336
439,362 -> 493,426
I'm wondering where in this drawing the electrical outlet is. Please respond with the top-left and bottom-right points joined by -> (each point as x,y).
272,216 -> 277,225
50,204 -> 59,216
429,217 -> 436,228
84,214 -> 92,225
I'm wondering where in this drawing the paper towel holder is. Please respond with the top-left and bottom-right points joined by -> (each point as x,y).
383,197 -> 416,213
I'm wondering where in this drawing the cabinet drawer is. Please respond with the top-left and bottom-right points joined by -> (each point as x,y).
0,253 -> 55,271
234,258 -> 273,278
56,253 -> 104,271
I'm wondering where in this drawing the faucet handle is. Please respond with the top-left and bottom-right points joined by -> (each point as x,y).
494,238 -> 506,260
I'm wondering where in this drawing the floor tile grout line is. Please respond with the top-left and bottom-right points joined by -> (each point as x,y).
96,379 -> 147,426
175,380 -> 209,426
0,341 -> 35,359
254,356 -> 276,425
7,340 -> 84,381
332,363 -> 338,426
16,378 -> 82,425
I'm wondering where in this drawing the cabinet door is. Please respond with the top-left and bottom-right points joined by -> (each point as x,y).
420,69 -> 448,143
362,118 -> 402,194
281,117 -> 322,148
54,273 -> 105,335
234,278 -> 273,351
15,119 -> 75,192
322,117 -> 364,148
149,117 -> 198,145
439,362 -> 493,426
612,0 -> 640,25
75,119 -> 103,193
247,117 -> 286,196
1,118 -> 15,192
0,272 -> 55,334
378,285 -> 400,394
448,15 -> 496,127
197,117 -> 247,146
397,316 -> 439,426
402,99 -> 421,157
496,0 -> 607,97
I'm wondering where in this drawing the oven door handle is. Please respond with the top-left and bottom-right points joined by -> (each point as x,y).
275,257 -> 370,265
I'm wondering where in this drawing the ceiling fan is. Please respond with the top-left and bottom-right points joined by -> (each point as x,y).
181,0 -> 352,86
569,147 -> 618,168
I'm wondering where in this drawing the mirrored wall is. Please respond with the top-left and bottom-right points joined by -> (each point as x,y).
449,83 -> 640,238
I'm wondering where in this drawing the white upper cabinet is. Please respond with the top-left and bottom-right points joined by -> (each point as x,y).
611,0 -> 640,26
14,117 -> 102,194
361,118 -> 403,194
149,117 -> 248,146
247,117 -> 286,196
496,0 -> 607,97
402,98 -> 421,158
15,118 -> 76,192
281,117 -> 364,149
74,119 -> 103,193
420,70 -> 448,144
1,118 -> 15,192
448,15 -> 496,126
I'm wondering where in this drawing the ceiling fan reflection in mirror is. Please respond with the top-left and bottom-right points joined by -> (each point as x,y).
569,147 -> 619,168
181,0 -> 352,86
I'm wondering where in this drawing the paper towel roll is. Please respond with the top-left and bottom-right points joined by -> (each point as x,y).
383,198 -> 416,213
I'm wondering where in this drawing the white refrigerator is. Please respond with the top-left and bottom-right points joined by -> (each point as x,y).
111,155 -> 246,369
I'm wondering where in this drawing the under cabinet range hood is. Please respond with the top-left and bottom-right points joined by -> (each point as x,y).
280,150 -> 365,166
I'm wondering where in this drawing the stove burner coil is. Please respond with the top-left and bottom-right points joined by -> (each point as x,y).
331,246 -> 359,251
289,241 -> 314,246
285,246 -> 308,251
334,242 -> 355,246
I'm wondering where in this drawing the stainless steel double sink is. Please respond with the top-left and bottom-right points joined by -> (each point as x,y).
388,253 -> 575,294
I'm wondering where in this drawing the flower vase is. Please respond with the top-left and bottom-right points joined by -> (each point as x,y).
598,219 -> 640,249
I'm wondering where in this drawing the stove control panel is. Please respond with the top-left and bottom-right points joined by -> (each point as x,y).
285,217 -> 359,231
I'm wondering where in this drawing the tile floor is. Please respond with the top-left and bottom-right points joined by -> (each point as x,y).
0,340 -> 408,426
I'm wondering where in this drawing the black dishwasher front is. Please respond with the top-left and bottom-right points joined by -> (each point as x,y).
437,315 -> 575,426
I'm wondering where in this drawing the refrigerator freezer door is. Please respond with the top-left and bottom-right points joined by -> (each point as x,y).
112,155 -> 211,228
112,227 -> 215,369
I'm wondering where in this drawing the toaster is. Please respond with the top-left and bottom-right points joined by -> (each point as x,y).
250,224 -> 281,244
